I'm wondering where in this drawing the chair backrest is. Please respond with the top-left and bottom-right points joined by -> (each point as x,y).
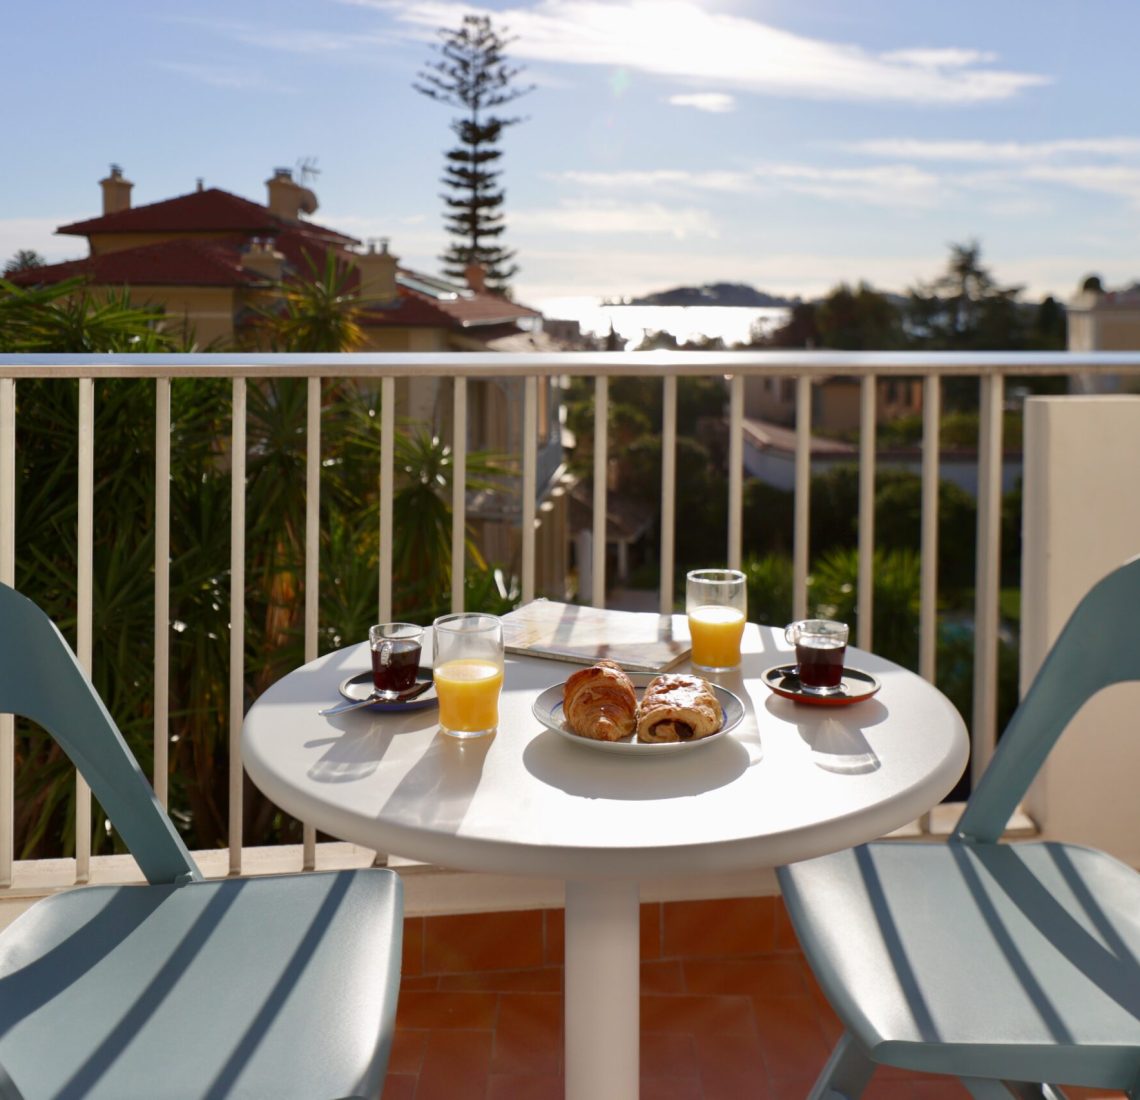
0,584 -> 199,885
955,554 -> 1140,845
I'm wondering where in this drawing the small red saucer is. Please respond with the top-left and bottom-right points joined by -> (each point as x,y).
761,664 -> 881,707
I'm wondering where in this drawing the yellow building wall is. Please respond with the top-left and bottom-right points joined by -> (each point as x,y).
85,231 -> 248,256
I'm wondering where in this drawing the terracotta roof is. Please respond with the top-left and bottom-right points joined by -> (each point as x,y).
403,287 -> 540,326
7,238 -> 263,288
58,187 -> 358,246
359,291 -> 459,329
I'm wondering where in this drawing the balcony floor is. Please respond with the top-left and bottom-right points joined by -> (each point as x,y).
382,896 -> 1125,1099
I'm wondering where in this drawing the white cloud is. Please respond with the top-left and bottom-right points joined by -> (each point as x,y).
511,199 -> 718,238
760,163 -> 944,208
843,137 -> 1140,162
555,168 -> 754,194
1021,164 -> 1140,207
371,0 -> 1047,104
668,92 -> 734,113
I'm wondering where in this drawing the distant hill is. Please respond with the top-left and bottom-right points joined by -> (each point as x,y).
625,282 -> 796,308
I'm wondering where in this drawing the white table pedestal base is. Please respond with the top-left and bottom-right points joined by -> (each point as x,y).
564,878 -> 640,1100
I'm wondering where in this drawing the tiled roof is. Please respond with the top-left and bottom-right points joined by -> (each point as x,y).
6,238 -> 263,288
57,188 -> 358,246
398,276 -> 541,328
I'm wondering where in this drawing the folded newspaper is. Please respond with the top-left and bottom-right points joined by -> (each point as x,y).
501,599 -> 690,674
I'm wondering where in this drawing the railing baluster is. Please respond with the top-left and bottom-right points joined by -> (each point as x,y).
856,376 -> 877,651
919,376 -> 941,683
521,376 -> 538,604
592,377 -> 608,609
972,373 -> 1005,787
154,379 -> 171,808
793,375 -> 812,621
0,379 -> 14,887
728,375 -> 744,571
659,376 -> 677,615
228,377 -> 247,876
303,376 -> 321,871
451,377 -> 467,614
379,377 -> 395,623
76,378 -> 94,884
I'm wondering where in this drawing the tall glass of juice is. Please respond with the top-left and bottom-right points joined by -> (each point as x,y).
432,613 -> 504,739
686,569 -> 747,673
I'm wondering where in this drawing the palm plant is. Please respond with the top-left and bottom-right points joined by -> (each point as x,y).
247,251 -> 365,352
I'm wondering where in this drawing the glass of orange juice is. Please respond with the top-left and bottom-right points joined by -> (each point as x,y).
686,569 -> 747,673
431,613 -> 504,739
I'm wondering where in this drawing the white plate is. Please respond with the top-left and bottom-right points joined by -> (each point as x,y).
531,681 -> 745,754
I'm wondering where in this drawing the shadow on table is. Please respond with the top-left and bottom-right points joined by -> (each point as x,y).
764,694 -> 888,775
521,730 -> 750,800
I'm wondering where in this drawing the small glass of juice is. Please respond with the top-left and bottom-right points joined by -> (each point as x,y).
686,569 -> 747,673
431,613 -> 504,739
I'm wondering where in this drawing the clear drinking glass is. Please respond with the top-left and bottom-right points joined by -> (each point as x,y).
784,619 -> 848,695
431,613 -> 504,738
686,569 -> 747,673
369,623 -> 423,693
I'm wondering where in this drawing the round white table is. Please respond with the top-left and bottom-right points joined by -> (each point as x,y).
242,623 -> 968,1100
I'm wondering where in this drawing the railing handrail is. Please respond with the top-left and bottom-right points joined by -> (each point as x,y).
2,349 -> 1140,380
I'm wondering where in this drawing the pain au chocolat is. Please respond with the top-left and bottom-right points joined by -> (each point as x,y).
563,659 -> 638,741
636,673 -> 723,743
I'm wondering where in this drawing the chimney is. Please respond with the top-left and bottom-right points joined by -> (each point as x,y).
241,237 -> 286,283
356,238 -> 399,304
464,262 -> 488,294
100,164 -> 133,215
266,167 -> 318,220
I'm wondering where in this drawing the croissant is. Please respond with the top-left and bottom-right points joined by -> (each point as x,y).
636,674 -> 723,743
563,660 -> 638,741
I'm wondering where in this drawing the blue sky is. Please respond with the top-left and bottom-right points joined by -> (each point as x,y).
6,1 -> 1140,311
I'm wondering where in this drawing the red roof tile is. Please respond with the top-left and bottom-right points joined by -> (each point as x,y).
58,187 -> 358,246
8,238 -> 262,288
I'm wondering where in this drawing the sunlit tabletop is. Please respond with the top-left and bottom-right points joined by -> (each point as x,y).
243,622 -> 968,1099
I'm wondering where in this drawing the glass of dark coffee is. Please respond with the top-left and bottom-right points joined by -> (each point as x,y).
784,619 -> 848,695
369,623 -> 423,693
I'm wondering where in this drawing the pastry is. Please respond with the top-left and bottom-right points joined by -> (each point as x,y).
563,660 -> 638,741
636,673 -> 723,743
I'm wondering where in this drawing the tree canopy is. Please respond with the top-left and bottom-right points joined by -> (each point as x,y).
414,14 -> 533,292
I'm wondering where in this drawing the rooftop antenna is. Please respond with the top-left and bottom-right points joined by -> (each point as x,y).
295,156 -> 321,186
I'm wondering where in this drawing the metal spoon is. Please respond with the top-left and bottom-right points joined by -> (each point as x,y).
318,680 -> 432,716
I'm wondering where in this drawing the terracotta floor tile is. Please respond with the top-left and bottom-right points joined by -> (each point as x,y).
693,1029 -> 766,1079
415,1030 -> 493,1100
683,955 -> 807,997
702,1070 -> 774,1100
424,909 -> 544,973
662,896 -> 777,957
751,994 -> 832,1080
401,916 -> 424,977
379,1073 -> 417,1099
396,989 -> 499,1030
911,1076 -> 974,1099
771,1074 -> 823,1100
641,1031 -> 699,1079
439,966 -> 562,993
386,1029 -> 428,1075
486,1073 -> 564,1099
641,958 -> 686,994
398,974 -> 440,993
543,908 -> 563,967
642,902 -> 663,960
641,992 -> 758,1037
640,1074 -> 705,1099
491,992 -> 562,1075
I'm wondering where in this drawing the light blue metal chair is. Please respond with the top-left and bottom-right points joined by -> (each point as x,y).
0,583 -> 402,1100
778,555 -> 1140,1099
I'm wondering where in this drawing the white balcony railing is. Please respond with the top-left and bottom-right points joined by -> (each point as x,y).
2,349 -> 1139,896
